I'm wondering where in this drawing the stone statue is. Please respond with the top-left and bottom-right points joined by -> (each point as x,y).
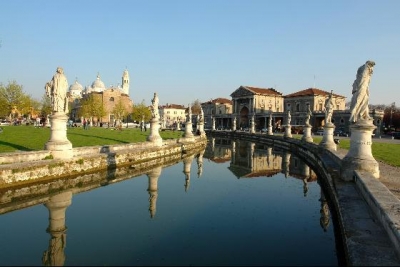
199,107 -> 204,123
269,112 -> 272,125
324,91 -> 334,125
45,67 -> 69,113
150,92 -> 159,119
287,110 -> 291,125
305,105 -> 312,126
187,104 -> 192,122
349,60 -> 375,123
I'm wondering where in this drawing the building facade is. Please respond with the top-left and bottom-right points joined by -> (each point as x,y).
159,104 -> 186,128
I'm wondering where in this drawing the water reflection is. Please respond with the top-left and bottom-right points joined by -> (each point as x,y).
0,138 -> 339,266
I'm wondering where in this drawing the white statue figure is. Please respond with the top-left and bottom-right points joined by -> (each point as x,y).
151,92 -> 159,119
187,104 -> 192,122
305,105 -> 312,126
349,60 -> 375,123
325,91 -> 334,124
45,67 -> 69,113
199,107 -> 204,123
269,112 -> 272,125
287,110 -> 291,125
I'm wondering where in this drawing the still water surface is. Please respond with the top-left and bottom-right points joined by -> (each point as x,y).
0,138 -> 339,266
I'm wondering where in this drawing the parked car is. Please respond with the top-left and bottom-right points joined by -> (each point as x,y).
0,120 -> 10,126
316,129 -> 324,135
393,132 -> 400,139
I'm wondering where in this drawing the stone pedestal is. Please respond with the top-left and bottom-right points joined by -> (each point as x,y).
44,113 -> 73,159
319,123 -> 336,151
198,122 -> 206,138
147,166 -> 162,218
284,125 -> 292,138
282,151 -> 291,178
267,125 -> 273,136
341,121 -> 379,181
42,191 -> 72,267
301,125 -> 313,143
183,121 -> 194,141
147,118 -> 162,146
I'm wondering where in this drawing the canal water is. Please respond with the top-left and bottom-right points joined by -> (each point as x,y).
0,138 -> 342,266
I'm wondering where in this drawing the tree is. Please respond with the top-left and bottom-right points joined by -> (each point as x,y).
78,94 -> 104,122
0,81 -> 27,119
191,99 -> 202,115
40,93 -> 52,118
112,99 -> 128,124
131,100 -> 151,122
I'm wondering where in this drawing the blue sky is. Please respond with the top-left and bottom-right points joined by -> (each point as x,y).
0,0 -> 399,107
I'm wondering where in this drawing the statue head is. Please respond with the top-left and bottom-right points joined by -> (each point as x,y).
56,67 -> 64,74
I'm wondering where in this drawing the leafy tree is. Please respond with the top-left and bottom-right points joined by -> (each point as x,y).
131,100 -> 151,122
112,99 -> 128,124
0,81 -> 27,119
191,99 -> 202,115
40,93 -> 52,118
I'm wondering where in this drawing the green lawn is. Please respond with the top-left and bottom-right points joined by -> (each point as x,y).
1,127 -> 398,167
0,125 -> 183,152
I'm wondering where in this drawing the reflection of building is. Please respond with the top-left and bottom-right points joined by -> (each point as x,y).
204,137 -> 317,182
69,70 -> 133,124
203,137 -> 232,163
203,86 -> 384,134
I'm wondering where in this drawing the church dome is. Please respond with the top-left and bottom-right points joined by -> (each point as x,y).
69,79 -> 83,92
91,74 -> 106,91
69,79 -> 83,98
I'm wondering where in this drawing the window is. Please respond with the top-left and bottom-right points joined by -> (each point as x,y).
340,119 -> 344,124
296,103 -> 300,112
336,105 -> 339,110
109,97 -> 114,102
319,103 -> 323,111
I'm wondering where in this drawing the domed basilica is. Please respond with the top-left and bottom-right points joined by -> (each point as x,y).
68,69 -> 133,125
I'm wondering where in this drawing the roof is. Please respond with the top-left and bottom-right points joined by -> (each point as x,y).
202,98 -> 232,105
284,88 -> 345,98
230,86 -> 283,97
244,86 -> 283,96
161,104 -> 186,109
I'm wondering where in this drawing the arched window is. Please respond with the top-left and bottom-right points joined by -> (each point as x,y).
109,97 -> 114,102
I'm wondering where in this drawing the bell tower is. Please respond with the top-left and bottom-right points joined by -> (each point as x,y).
121,68 -> 130,95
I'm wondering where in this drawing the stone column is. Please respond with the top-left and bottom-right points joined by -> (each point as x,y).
341,121 -> 379,181
183,154 -> 195,192
45,113 -> 73,159
147,117 -> 162,146
147,166 -> 162,218
250,114 -> 255,134
301,125 -> 313,143
283,111 -> 292,138
267,113 -> 273,136
319,123 -> 336,151
42,191 -> 72,267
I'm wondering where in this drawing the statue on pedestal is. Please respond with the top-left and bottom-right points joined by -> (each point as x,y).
349,60 -> 375,123
150,93 -> 159,119
324,91 -> 334,125
45,67 -> 69,113
305,105 -> 312,126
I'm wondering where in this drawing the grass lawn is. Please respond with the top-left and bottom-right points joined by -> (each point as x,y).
0,127 -> 398,167
0,125 -> 184,152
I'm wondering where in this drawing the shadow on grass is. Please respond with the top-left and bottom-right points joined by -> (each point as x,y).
67,132 -> 141,144
0,140 -> 33,151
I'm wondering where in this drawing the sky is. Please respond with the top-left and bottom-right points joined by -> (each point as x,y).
0,0 -> 399,107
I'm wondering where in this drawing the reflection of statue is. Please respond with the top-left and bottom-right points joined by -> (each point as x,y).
349,60 -> 375,123
324,91 -> 334,124
45,67 -> 69,113
151,92 -> 159,119
305,105 -> 312,126
319,193 -> 331,232
287,110 -> 291,125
